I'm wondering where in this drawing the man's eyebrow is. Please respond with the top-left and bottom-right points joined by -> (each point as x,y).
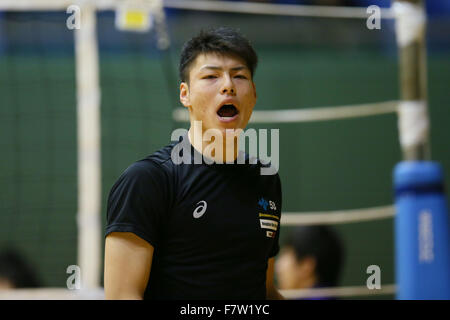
199,65 -> 249,71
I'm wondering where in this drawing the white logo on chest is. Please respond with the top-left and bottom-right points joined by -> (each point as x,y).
193,200 -> 207,218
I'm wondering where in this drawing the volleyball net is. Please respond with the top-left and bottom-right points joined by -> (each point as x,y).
1,0 -> 449,299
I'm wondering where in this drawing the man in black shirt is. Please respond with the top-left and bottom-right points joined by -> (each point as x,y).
104,27 -> 283,300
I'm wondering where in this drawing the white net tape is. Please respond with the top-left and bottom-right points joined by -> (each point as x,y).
0,0 -> 395,19
0,285 -> 396,299
173,100 -> 399,124
0,288 -> 105,300
282,205 -> 395,226
163,0 -> 394,19
281,284 -> 396,299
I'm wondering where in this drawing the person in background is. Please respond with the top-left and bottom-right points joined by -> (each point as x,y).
0,247 -> 41,289
275,225 -> 345,300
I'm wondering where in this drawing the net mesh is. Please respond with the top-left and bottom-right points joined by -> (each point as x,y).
0,12 -> 77,288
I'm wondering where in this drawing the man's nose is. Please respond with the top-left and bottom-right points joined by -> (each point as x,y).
221,75 -> 236,95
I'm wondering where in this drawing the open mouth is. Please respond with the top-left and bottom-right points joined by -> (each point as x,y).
217,104 -> 239,118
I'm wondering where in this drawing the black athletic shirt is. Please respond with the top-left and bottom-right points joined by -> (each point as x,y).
105,135 -> 282,300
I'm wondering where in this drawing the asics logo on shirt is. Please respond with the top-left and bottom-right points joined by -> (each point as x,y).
193,200 -> 207,218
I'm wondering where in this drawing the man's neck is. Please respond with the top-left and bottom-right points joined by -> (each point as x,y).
188,127 -> 240,163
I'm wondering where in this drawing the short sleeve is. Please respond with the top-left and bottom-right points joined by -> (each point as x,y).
105,160 -> 168,247
268,174 -> 282,258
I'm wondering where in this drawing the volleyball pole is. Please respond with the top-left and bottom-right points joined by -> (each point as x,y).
393,0 -> 450,300
75,2 -> 102,291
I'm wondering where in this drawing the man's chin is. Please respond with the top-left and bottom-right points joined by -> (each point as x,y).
190,117 -> 246,137
218,124 -> 245,136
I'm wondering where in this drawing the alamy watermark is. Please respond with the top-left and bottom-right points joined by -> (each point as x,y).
170,121 -> 279,175
66,5 -> 81,30
366,5 -> 381,30
66,265 -> 81,290
366,265 -> 381,290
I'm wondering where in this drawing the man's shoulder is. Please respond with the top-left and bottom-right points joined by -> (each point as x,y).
149,139 -> 181,163
249,156 -> 281,180
122,140 -> 178,178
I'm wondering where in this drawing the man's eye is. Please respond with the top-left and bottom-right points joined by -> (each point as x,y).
235,75 -> 247,79
203,75 -> 217,79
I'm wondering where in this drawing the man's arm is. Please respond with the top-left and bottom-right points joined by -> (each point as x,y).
104,232 -> 154,300
266,257 -> 284,300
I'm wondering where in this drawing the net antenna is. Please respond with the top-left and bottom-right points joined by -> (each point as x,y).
115,0 -> 169,49
115,0 -> 178,123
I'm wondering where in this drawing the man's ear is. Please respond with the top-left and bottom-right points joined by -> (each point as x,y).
180,82 -> 190,108
252,81 -> 257,100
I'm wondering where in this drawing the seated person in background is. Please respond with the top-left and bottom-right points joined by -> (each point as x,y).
0,247 -> 41,289
275,225 -> 345,300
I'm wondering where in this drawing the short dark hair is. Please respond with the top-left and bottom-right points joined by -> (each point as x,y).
285,226 -> 345,287
179,27 -> 258,83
